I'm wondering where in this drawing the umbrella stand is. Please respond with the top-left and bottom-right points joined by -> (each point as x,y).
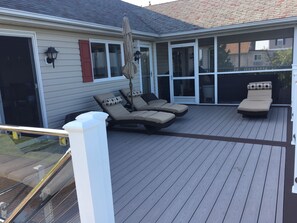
129,77 -> 134,110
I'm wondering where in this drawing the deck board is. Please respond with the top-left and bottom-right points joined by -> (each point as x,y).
204,143 -> 253,223
222,144 -> 262,223
240,145 -> 272,223
140,140 -> 221,223
188,143 -> 246,223
258,147 -> 282,223
276,148 -> 285,223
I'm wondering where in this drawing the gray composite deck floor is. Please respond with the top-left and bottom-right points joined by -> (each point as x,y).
163,106 -> 287,142
108,106 -> 288,223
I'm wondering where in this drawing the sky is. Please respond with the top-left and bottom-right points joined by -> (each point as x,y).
122,0 -> 176,7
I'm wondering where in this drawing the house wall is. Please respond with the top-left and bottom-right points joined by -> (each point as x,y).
0,24 -> 141,128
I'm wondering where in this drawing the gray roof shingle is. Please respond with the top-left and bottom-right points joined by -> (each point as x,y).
0,0 -> 200,34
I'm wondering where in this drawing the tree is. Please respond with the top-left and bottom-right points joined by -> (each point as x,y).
218,44 -> 234,72
271,49 -> 293,68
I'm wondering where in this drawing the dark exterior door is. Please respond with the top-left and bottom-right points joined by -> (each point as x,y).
0,36 -> 42,127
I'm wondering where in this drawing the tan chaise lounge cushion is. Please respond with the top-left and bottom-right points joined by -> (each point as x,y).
120,88 -> 188,115
238,99 -> 272,113
237,81 -> 272,116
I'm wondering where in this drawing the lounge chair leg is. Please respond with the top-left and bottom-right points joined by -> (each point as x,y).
144,125 -> 160,134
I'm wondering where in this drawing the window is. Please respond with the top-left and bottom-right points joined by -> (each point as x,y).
275,38 -> 285,46
254,54 -> 262,61
91,41 -> 124,80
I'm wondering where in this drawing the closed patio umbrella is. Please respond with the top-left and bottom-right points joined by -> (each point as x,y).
122,15 -> 137,108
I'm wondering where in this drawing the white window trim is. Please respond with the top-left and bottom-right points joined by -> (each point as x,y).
89,39 -> 125,82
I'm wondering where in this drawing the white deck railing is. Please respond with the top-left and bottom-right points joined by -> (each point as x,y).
64,111 -> 115,223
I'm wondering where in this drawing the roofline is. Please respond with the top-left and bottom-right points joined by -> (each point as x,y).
0,7 -> 159,38
0,7 -> 296,40
159,16 -> 297,39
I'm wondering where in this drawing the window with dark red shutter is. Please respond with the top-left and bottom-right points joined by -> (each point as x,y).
79,40 -> 93,83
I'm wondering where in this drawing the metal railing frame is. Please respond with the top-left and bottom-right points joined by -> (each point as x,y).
0,124 -> 70,223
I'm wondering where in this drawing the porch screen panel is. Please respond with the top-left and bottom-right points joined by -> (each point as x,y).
174,79 -> 195,96
217,29 -> 293,72
156,43 -> 169,75
218,71 -> 291,104
157,76 -> 170,102
199,75 -> 214,103
156,43 -> 170,101
172,47 -> 194,77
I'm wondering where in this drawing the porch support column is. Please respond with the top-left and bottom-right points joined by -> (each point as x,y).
292,64 -> 297,193
63,112 -> 115,223
214,36 -> 218,104
292,26 -> 297,144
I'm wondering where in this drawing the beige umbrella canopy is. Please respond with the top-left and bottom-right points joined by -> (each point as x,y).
122,15 -> 138,108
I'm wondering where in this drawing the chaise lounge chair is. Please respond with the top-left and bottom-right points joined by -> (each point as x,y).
120,88 -> 188,117
237,81 -> 273,118
94,93 -> 176,132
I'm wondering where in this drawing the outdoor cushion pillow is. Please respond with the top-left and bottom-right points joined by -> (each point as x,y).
103,96 -> 123,106
128,90 -> 142,97
247,82 -> 272,90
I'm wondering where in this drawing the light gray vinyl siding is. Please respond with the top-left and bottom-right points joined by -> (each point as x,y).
35,30 -> 141,128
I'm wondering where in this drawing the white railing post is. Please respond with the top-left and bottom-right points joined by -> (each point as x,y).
63,112 -> 115,223
292,64 -> 297,193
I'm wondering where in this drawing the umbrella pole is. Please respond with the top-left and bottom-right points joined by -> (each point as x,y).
129,77 -> 134,110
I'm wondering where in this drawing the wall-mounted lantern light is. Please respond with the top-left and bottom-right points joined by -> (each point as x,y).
134,50 -> 141,63
45,47 -> 58,68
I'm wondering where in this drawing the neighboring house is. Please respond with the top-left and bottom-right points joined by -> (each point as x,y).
0,0 -> 296,128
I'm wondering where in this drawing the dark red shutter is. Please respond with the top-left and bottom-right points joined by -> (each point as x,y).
79,40 -> 93,83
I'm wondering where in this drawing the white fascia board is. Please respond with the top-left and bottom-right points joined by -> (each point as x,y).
0,7 -> 159,38
159,16 -> 297,39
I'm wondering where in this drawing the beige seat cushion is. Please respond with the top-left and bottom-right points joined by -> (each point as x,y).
129,111 -> 175,124
140,103 -> 188,113
238,99 -> 272,112
148,99 -> 167,106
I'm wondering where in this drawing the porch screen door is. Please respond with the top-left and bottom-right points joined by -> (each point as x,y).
140,46 -> 153,94
171,45 -> 196,103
